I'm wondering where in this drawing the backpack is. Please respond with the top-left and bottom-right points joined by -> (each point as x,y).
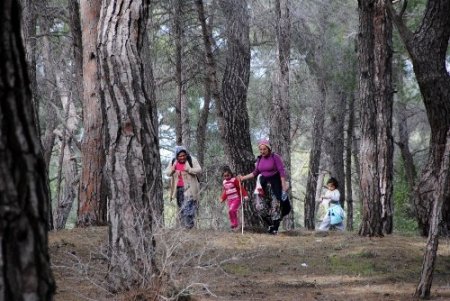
328,205 -> 345,225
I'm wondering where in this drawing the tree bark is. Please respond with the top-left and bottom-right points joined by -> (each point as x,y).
20,0 -> 40,130
326,91 -> 346,207
68,0 -> 84,108
358,0 -> 393,236
388,0 -> 450,236
271,0 -> 293,230
374,0 -> 394,234
415,129 -> 450,298
195,0 -> 218,168
0,0 -> 55,298
98,0 -> 162,290
345,95 -> 355,231
218,0 -> 262,229
77,0 -> 107,227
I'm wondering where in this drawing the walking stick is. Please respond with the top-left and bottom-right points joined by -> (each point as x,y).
239,179 -> 244,235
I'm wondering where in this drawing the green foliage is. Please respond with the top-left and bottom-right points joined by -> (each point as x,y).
393,160 -> 418,233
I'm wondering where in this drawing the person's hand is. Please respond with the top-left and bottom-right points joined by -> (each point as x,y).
243,196 -> 249,201
282,182 -> 289,192
237,175 -> 243,181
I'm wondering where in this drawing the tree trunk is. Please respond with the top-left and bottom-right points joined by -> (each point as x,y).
54,73 -> 79,230
195,0 -> 217,168
415,129 -> 450,298
98,0 -> 162,290
0,0 -> 55,298
388,0 -> 450,236
20,0 -> 40,130
218,0 -> 262,229
173,0 -> 190,147
271,0 -> 293,230
326,91 -> 346,207
303,81 -> 326,230
77,0 -> 107,227
68,0 -> 84,108
358,0 -> 393,237
345,95 -> 355,231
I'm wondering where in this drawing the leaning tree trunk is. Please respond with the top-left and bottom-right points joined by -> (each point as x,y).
0,0 -> 55,298
388,0 -> 450,236
218,0 -> 262,229
98,0 -> 162,291
415,129 -> 450,298
77,0 -> 107,227
270,0 -> 293,230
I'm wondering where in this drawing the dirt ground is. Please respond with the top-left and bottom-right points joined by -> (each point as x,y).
49,227 -> 450,301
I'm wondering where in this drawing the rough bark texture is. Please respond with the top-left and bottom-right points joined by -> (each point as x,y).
327,91 -> 346,207
98,0 -> 162,290
68,0 -> 84,107
77,0 -> 107,227
173,0 -> 189,147
374,0 -> 394,234
415,130 -> 450,298
54,74 -> 79,230
218,0 -> 262,229
303,85 -> 326,230
358,0 -> 383,236
271,0 -> 293,230
195,0 -> 217,168
345,96 -> 355,231
20,0 -> 40,130
388,0 -> 450,236
0,0 -> 56,298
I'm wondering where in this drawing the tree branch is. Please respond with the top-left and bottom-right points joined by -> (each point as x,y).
386,0 -> 414,48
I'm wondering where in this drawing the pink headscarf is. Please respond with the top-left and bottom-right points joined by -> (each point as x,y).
257,138 -> 271,150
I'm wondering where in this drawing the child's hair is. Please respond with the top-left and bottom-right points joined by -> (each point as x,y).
326,177 -> 339,189
221,165 -> 234,176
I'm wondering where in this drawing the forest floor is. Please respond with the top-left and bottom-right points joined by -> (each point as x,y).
49,226 -> 450,301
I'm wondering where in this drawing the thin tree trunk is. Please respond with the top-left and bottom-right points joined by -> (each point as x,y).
345,95 -> 355,231
173,0 -> 184,146
0,0 -> 55,298
77,0 -> 107,227
415,129 -> 450,298
54,73 -> 79,230
98,0 -> 162,290
303,82 -> 326,230
327,90 -> 346,207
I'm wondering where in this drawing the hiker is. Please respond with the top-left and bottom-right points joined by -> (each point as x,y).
317,177 -> 345,231
220,165 -> 248,232
166,146 -> 202,229
238,138 -> 291,235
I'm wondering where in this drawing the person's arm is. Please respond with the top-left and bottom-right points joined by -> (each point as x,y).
273,154 -> 288,191
184,156 -> 202,174
220,189 -> 227,202
330,190 -> 341,202
165,160 -> 176,177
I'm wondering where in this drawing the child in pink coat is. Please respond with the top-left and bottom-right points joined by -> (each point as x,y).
220,166 -> 248,231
